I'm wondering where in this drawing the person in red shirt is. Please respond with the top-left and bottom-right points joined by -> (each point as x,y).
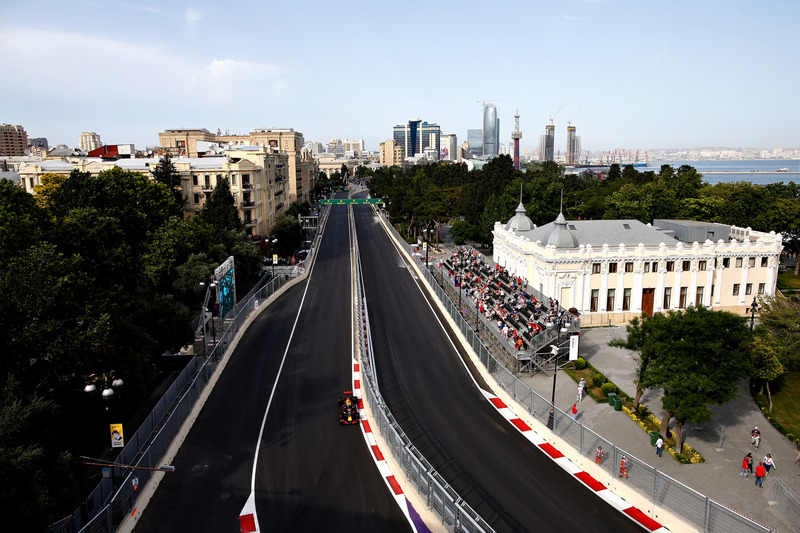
571,403 -> 578,421
754,462 -> 766,488
741,454 -> 751,478
619,456 -> 628,478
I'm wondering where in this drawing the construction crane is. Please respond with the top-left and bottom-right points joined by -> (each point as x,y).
477,98 -> 500,108
548,105 -> 563,125
567,108 -> 581,127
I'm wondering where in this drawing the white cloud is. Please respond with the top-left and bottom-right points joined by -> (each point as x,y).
201,59 -> 286,101
115,2 -> 161,14
0,28 -> 285,106
185,7 -> 202,26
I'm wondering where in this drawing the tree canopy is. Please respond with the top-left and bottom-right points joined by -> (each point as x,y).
369,159 -> 800,249
612,306 -> 753,452
0,165 -> 268,525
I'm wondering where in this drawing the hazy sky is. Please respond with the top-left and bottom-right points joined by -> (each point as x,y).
1,0 -> 797,153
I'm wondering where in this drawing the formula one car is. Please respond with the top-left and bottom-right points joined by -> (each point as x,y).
338,392 -> 360,425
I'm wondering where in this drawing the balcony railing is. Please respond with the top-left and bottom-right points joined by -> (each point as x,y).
274,190 -> 285,198
244,218 -> 259,227
241,201 -> 256,209
241,182 -> 253,190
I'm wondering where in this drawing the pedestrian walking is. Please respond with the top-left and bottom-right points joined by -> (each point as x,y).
755,462 -> 766,488
595,446 -> 604,465
742,453 -> 753,478
764,454 -> 776,476
577,378 -> 586,402
656,436 -> 664,458
619,456 -> 628,478
571,403 -> 578,421
751,426 -> 761,449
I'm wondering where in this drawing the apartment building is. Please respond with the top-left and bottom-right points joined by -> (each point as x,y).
379,140 -> 403,167
493,205 -> 783,325
156,127 -> 317,205
0,124 -> 29,156
17,148 -> 289,239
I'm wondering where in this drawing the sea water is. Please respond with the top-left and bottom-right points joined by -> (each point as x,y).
642,160 -> 800,185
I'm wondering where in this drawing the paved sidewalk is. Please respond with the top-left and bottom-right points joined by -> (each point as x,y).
434,227 -> 800,532
521,327 -> 799,532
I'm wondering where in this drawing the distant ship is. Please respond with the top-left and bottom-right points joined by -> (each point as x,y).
778,168 -> 790,172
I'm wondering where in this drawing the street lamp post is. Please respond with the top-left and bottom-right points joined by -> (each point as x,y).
199,280 -> 218,357
270,238 -> 278,279
547,316 -> 568,430
84,371 -> 124,494
749,297 -> 759,331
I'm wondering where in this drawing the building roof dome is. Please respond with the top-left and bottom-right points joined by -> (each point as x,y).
506,201 -> 535,232
546,210 -> 578,247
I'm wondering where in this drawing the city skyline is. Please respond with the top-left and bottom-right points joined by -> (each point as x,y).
1,1 -> 798,153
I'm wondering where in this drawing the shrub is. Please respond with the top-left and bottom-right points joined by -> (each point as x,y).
601,382 -> 618,395
574,357 -> 587,370
592,373 -> 607,387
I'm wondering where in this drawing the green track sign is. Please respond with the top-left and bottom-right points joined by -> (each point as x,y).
319,198 -> 384,205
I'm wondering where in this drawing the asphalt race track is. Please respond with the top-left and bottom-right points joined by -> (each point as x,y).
354,205 -> 642,533
135,203 -> 410,532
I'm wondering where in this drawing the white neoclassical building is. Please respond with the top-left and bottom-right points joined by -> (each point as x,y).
493,203 -> 783,326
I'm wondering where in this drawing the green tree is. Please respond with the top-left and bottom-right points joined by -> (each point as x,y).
450,221 -> 476,245
605,164 -> 622,184
750,335 -> 784,411
768,198 -> 800,274
0,379 -> 75,531
271,213 -> 304,258
151,155 -> 184,208
198,176 -> 242,235
609,313 -> 665,410
613,306 -> 752,453
756,295 -> 800,370
32,173 -> 68,211
354,165 -> 372,179
0,178 -> 45,265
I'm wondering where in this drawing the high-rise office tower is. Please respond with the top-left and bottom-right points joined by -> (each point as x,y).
566,125 -> 581,165
467,129 -> 482,157
482,104 -> 499,157
393,119 -> 441,159
440,134 -> 458,161
539,124 -> 555,162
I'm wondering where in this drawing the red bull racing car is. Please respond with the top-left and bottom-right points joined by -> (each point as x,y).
338,392 -> 360,425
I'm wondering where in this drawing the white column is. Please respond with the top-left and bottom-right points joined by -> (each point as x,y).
632,266 -> 644,312
672,266 -> 682,309
714,265 -> 724,306
655,264 -> 667,312
599,266 -> 609,312
740,263 -> 750,305
689,265 -> 699,307
703,267 -> 714,307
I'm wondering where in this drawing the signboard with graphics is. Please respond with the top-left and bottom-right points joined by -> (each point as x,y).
110,423 -> 124,448
319,198 -> 383,205
569,333 -> 580,361
214,256 -> 236,320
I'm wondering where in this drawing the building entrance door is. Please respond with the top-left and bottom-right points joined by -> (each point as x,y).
641,288 -> 655,316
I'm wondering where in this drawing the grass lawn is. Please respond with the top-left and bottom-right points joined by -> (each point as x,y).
777,271 -> 800,294
754,371 -> 800,442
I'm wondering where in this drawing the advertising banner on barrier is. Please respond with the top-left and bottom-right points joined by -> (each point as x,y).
110,423 -> 125,448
